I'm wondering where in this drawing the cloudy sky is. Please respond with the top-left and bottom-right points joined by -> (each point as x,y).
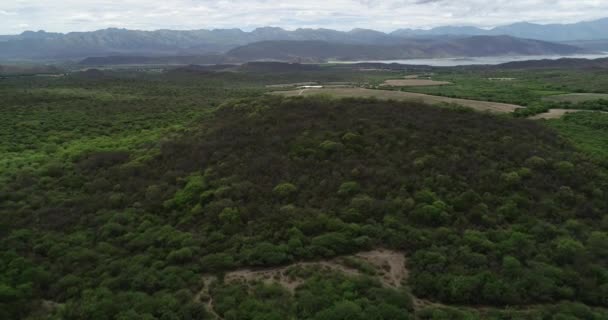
1,0 -> 608,34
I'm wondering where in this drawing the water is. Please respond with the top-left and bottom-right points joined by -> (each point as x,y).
331,53 -> 608,67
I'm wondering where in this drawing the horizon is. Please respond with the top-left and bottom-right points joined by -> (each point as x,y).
2,0 -> 608,35
4,16 -> 608,36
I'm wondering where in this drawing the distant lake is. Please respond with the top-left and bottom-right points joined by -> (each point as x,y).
331,53 -> 608,67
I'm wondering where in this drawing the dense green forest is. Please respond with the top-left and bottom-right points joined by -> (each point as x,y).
1,67 -> 607,319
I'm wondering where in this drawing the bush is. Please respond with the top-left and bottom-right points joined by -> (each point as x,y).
337,181 -> 360,196
273,182 -> 298,197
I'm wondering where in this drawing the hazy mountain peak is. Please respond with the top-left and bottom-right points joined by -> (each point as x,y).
392,17 -> 608,41
0,19 -> 603,60
252,26 -> 286,32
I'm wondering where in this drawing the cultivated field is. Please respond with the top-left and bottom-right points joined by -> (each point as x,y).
543,93 -> 608,103
273,87 -> 523,113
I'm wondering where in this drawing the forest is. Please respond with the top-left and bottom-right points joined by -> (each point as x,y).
1,65 -> 607,319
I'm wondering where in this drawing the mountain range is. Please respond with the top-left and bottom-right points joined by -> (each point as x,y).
391,17 -> 608,42
1,17 -> 607,61
78,36 -> 586,65
223,36 -> 585,63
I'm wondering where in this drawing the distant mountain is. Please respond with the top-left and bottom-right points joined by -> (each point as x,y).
392,18 -> 608,42
0,27 -> 404,60
391,26 -> 488,38
561,40 -> 608,52
77,36 -> 584,66
79,54 -> 228,66
224,36 -> 586,62
1,19 -> 602,61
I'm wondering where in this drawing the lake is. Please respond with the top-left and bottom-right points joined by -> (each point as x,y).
331,53 -> 608,67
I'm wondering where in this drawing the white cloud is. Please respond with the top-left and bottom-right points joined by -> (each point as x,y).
0,0 -> 607,34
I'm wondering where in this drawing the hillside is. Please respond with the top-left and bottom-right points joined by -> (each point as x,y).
79,54 -> 229,66
225,36 -> 585,62
561,39 -> 608,52
2,66 -> 608,319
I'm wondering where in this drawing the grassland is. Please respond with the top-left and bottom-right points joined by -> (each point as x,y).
401,69 -> 608,106
546,112 -> 608,160
544,93 -> 608,103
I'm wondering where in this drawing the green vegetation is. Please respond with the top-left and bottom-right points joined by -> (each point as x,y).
1,66 -> 608,319
403,69 -> 608,106
544,93 -> 608,103
547,112 -> 608,160
210,267 -> 414,320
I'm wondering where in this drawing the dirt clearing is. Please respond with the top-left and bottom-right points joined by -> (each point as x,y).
223,249 -> 406,291
530,109 -> 606,120
529,109 -> 581,119
272,87 -> 523,113
200,249 -> 406,296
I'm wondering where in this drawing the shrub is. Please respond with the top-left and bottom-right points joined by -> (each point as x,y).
273,183 -> 297,197
337,181 -> 360,196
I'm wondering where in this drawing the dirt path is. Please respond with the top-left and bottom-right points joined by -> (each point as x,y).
272,88 -> 523,113
357,249 -> 407,287
194,276 -> 222,319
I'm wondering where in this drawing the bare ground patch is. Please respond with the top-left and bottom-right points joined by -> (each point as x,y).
199,249 -> 406,295
196,249 -> 407,319
529,109 -> 583,120
529,109 -> 607,120
272,87 -> 523,113
381,79 -> 452,87
222,249 -> 406,292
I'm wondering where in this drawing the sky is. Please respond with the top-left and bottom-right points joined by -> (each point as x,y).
1,0 -> 608,34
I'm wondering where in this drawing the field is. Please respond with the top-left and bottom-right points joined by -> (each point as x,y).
544,93 -> 608,103
401,69 -> 608,106
546,111 -> 608,159
381,79 -> 452,87
2,64 -> 608,320
273,87 -> 523,113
